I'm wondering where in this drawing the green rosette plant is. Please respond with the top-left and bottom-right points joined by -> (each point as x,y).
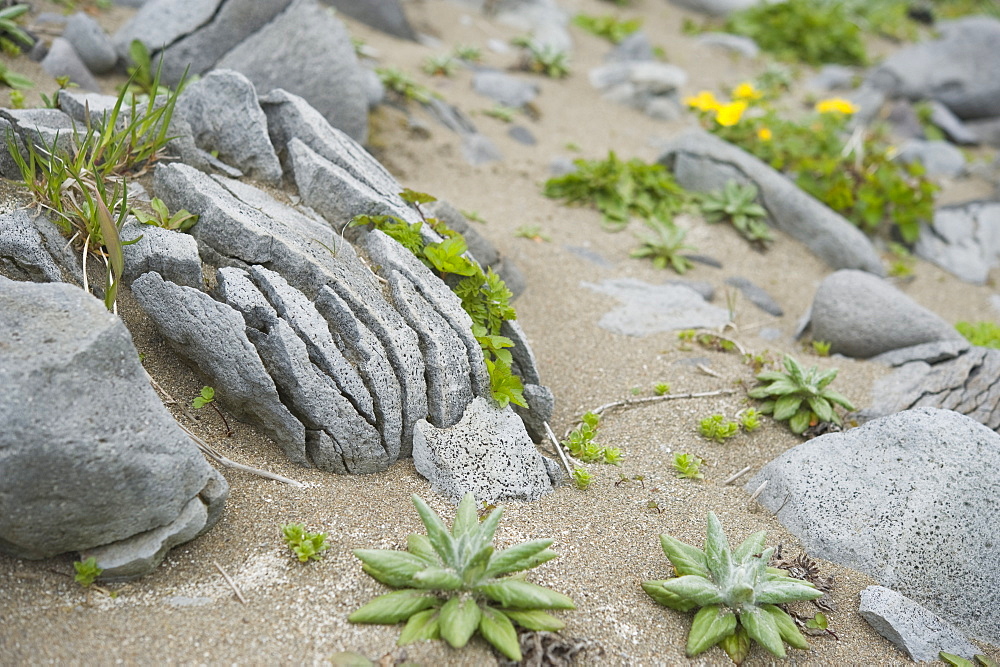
642,512 -> 823,663
349,493 -> 575,661
748,354 -> 855,435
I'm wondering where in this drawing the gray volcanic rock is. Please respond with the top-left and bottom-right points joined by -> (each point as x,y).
175,70 -> 283,185
63,12 -> 118,74
131,271 -> 308,464
1,108 -> 78,179
897,139 -> 965,178
113,0 -> 220,65
0,277 -> 225,572
412,397 -> 557,504
723,276 -> 783,317
667,0 -> 761,16
658,130 -> 885,275
0,209 -> 65,283
747,408 -> 1000,644
914,201 -> 1000,285
867,16 -> 1000,120
583,278 -> 730,336
809,269 -> 965,358
42,38 -> 100,91
859,586 -> 980,662
121,218 -> 203,289
472,70 -> 539,108
862,346 -> 1000,432
589,61 -> 687,120
216,0 -> 369,143
323,0 -> 416,40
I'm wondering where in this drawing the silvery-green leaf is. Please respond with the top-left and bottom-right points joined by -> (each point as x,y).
479,605 -> 521,661
474,504 -> 504,552
411,495 -> 457,567
815,367 -> 839,390
354,550 -> 426,587
397,608 -> 440,644
822,388 -> 855,411
704,513 -> 731,572
349,589 -> 441,624
773,394 -> 804,421
731,530 -> 767,562
327,651 -> 375,666
451,493 -> 479,538
657,575 -> 724,607
755,578 -> 823,604
719,624 -> 751,665
411,566 -> 464,590
783,355 -> 805,386
939,653 -> 976,667
439,596 -> 481,648
659,534 -> 709,577
686,604 -> 737,657
461,544 -> 494,587
760,378 -> 801,396
808,396 -> 834,423
485,539 -> 555,578
755,370 -> 789,383
406,534 -> 439,565
789,409 -> 811,435
500,609 -> 565,632
740,605 -> 785,658
475,579 -> 575,610
642,580 -> 699,612
756,399 -> 776,414
762,604 -> 810,650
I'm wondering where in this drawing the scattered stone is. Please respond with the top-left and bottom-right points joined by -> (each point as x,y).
859,586 -> 980,662
512,382 -> 555,444
509,126 -> 536,146
583,278 -> 730,336
131,271 -> 309,465
897,139 -> 965,178
658,130 -> 885,275
805,64 -> 857,92
487,0 -> 571,54
0,277 -> 226,570
120,218 -> 203,289
914,201 -> 1000,285
666,0 -> 760,16
0,209 -> 65,283
62,12 -> 118,74
2,108 -> 78,174
216,0 -> 369,143
884,101 -> 925,140
472,70 -> 539,108
589,61 -> 687,120
695,32 -> 759,58
927,100 -> 980,145
605,31 -> 655,63
322,0 -> 416,40
412,397 -> 558,504
42,37 -> 101,91
965,116 -> 1000,147
723,276 -> 783,317
175,70 -> 283,185
461,133 -> 503,165
747,407 -> 1000,645
867,16 -> 1000,119
808,269 -> 964,358
869,339 -> 970,367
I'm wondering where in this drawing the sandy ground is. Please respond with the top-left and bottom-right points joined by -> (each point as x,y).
2,0 -> 1000,665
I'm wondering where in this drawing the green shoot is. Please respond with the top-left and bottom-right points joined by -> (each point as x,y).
74,557 -> 102,587
672,453 -> 704,480
282,523 -> 329,563
699,414 -> 740,443
561,412 -> 622,464
572,466 -> 594,490
133,197 -> 199,232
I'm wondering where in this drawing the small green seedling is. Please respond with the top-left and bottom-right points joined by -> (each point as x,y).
699,414 -> 739,443
452,44 -> 482,62
956,321 -> 1000,349
572,466 -> 594,490
805,612 -> 828,630
561,412 -> 622,464
811,340 -> 831,357
460,209 -> 485,224
886,242 -> 915,278
631,219 -> 696,274
572,13 -> 643,44
519,43 -> 570,78
737,408 -> 762,432
672,453 -> 704,480
643,512 -> 823,662
515,225 -> 550,242
74,557 -> 102,587
7,88 -> 24,108
375,67 -> 433,104
653,382 -> 671,396
748,354 -> 855,435
349,493 -> 575,662
282,523 -> 329,563
422,54 -> 458,77
192,386 -> 232,435
483,105 -> 517,123
699,181 -> 772,247
133,197 -> 199,231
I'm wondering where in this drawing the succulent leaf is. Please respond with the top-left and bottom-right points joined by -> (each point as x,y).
821,388 -> 856,411
479,605 -> 522,661
719,624 -> 751,664
704,513 -> 732,572
641,580 -> 700,612
656,575 -> 725,607
354,550 -> 426,587
451,493 -> 480,538
762,604 -> 810,650
731,530 -> 767,562
476,579 -> 576,610
349,589 -> 441,624
658,534 -> 709,577
740,605 -> 786,658
411,495 -> 457,568
411,566 -> 464,590
773,394 -> 804,421
788,409 -> 812,435
808,396 -> 835,422
686,604 -> 738,657
397,608 -> 441,644
485,539 -> 556,578
439,596 -> 481,648
754,578 -> 822,604
500,608 -> 566,632
406,534 -> 439,564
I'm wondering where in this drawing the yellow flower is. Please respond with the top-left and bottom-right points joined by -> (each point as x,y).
815,97 -> 859,114
684,90 -> 721,112
757,127 -> 772,141
733,82 -> 762,101
714,100 -> 748,127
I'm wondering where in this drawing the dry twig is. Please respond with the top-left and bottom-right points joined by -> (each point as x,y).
213,560 -> 247,605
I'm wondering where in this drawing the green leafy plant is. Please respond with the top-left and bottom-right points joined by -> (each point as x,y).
483,105 -> 517,122
886,242 -> 915,278
0,62 -> 32,89
940,652 -> 1000,667
737,408 -> 762,432
452,44 -> 482,62
653,382 -> 671,396
73,557 -> 102,587
561,411 -> 622,464
672,453 -> 704,480
7,88 -> 24,108
572,13 -> 642,44
630,219 -> 695,274
191,386 -> 232,435
349,493 -> 575,662
123,40 -> 176,98
518,43 -> 570,78
725,0 -> 868,66
376,66 -> 434,104
699,414 -> 739,443
956,321 -> 1000,349
699,181 -> 772,248
282,523 -> 329,563
133,197 -> 199,231
642,512 -> 823,662
0,4 -> 32,55
571,466 -> 594,490
422,54 -> 458,77
39,76 -> 77,109
543,152 -> 686,231
350,193 -> 526,409
748,354 -> 855,435
811,340 -> 831,357
514,225 -> 550,242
